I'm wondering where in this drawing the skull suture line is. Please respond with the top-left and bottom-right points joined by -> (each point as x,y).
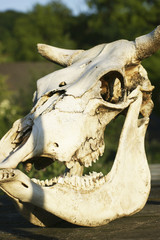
0,26 -> 159,227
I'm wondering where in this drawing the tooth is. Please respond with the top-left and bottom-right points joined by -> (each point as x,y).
40,180 -> 45,186
66,161 -> 74,169
92,177 -> 97,183
84,156 -> 92,167
90,178 -> 93,185
49,179 -> 53,185
99,145 -> 105,156
91,151 -> 99,162
89,160 -> 92,166
36,179 -> 40,185
95,180 -> 100,187
45,179 -> 49,186
64,176 -> 69,184
84,178 -> 90,187
37,180 -> 41,185
91,172 -> 99,180
99,178 -> 105,185
88,178 -> 94,187
52,177 -> 58,183
71,176 -> 76,186
92,171 -> 97,176
81,178 -> 85,188
58,177 -> 64,184
68,177 -> 73,185
99,172 -> 103,177
31,178 -> 37,183
84,162 -> 89,167
75,176 -> 81,188
85,163 -> 90,168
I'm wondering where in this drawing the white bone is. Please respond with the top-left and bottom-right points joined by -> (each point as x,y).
0,26 -> 159,227
136,25 -> 160,60
0,92 -> 150,226
37,43 -> 84,66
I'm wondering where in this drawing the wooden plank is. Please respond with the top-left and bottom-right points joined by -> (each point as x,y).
149,164 -> 160,180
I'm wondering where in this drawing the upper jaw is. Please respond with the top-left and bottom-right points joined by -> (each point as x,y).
0,87 -> 139,179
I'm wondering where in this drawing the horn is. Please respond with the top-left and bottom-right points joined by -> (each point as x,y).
37,44 -> 84,66
135,25 -> 160,60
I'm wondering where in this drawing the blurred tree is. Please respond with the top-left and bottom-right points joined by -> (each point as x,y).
0,10 -> 25,62
143,52 -> 160,116
0,74 -> 22,138
67,13 -> 94,49
13,0 -> 76,61
86,0 -> 160,44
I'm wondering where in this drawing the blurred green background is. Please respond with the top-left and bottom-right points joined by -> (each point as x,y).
0,0 -> 160,179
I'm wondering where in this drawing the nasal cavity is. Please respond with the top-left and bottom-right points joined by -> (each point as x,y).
21,182 -> 29,188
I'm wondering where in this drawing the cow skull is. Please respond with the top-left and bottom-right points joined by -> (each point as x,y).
0,26 -> 159,227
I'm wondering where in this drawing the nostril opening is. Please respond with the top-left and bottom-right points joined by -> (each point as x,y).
21,182 -> 29,188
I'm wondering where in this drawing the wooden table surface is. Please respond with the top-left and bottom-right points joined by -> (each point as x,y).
0,164 -> 159,240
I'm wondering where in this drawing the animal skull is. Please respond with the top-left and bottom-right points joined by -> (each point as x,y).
0,26 -> 159,227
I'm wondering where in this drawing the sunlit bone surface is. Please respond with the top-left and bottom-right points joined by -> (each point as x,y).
0,26 -> 159,227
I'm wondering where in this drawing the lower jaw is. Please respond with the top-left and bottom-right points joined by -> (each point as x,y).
0,92 -> 151,227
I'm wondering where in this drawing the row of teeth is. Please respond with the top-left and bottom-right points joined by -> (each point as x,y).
31,172 -> 107,190
79,146 -> 104,168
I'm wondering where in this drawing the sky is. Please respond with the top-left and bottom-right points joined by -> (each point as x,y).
0,0 -> 89,15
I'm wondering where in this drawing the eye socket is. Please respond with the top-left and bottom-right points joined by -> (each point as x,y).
100,71 -> 124,103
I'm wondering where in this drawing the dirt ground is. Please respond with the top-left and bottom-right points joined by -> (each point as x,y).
0,179 -> 159,240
